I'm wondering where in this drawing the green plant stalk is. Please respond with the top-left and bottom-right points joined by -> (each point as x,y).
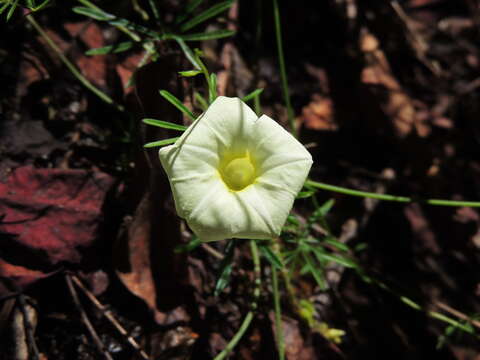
272,266 -> 285,360
26,14 -> 124,111
192,50 -> 215,103
253,92 -> 262,116
212,240 -> 261,360
273,0 -> 296,138
376,281 -> 476,334
212,312 -> 254,360
251,240 -> 261,308
305,179 -> 480,207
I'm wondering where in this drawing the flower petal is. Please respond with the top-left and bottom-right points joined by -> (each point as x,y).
187,186 -> 275,241
177,96 -> 258,157
251,114 -> 313,176
159,143 -> 219,218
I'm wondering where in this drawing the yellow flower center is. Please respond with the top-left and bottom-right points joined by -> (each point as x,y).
221,155 -> 256,191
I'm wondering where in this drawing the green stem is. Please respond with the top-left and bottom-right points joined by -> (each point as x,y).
273,0 -> 296,138
212,312 -> 254,360
306,179 -> 480,208
212,240 -> 261,360
376,281 -> 475,334
272,267 -> 285,360
26,14 -> 124,111
250,240 -> 261,308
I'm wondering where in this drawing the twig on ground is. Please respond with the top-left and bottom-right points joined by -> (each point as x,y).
434,301 -> 480,330
201,243 -> 224,260
65,274 -> 114,360
16,294 -> 40,360
71,274 -> 150,360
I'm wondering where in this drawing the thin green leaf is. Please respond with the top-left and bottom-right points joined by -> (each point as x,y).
26,0 -> 34,8
242,88 -> 264,102
303,252 -> 326,290
159,90 -> 195,120
174,237 -> 202,253
0,2 -> 11,15
142,118 -> 187,131
296,190 -> 315,199
73,6 -> 114,21
143,137 -> 179,148
194,91 -> 208,111
180,0 -> 233,32
107,17 -> 160,38
174,37 -> 201,70
175,0 -> 204,25
323,237 -> 350,252
309,198 -> 335,223
354,243 -> 368,252
86,41 -> 135,55
318,198 -> 335,217
6,0 -> 18,21
182,29 -> 235,41
214,240 -> 236,296
178,70 -> 203,77
147,0 -> 160,20
259,244 -> 283,269
209,73 -> 217,103
314,251 -> 357,269
31,0 -> 50,11
74,6 -> 160,39
286,214 -> 300,226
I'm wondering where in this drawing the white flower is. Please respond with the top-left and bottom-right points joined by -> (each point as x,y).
159,96 -> 312,242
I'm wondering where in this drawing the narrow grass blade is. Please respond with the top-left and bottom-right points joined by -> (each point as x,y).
309,198 -> 335,223
209,73 -> 217,103
242,88 -> 264,102
74,6 -> 160,39
214,240 -> 236,296
142,118 -> 187,131
175,0 -> 204,25
178,70 -> 202,77
259,244 -> 283,269
31,0 -> 50,11
73,6 -> 114,21
303,252 -> 326,290
323,237 -> 350,252
313,250 -> 357,269
6,0 -> 18,21
143,137 -> 179,148
296,190 -> 315,199
174,237 -> 202,253
159,90 -> 195,120
194,91 -> 208,111
174,37 -> 201,69
0,2 -> 11,15
180,0 -> 233,32
273,0 -> 296,137
86,41 -> 134,55
181,29 -> 235,41
147,0 -> 160,21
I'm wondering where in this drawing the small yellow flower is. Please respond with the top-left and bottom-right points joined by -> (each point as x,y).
159,96 -> 312,241
318,322 -> 346,344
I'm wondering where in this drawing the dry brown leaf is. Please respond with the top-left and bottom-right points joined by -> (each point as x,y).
360,29 -> 430,138
299,94 -> 336,131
